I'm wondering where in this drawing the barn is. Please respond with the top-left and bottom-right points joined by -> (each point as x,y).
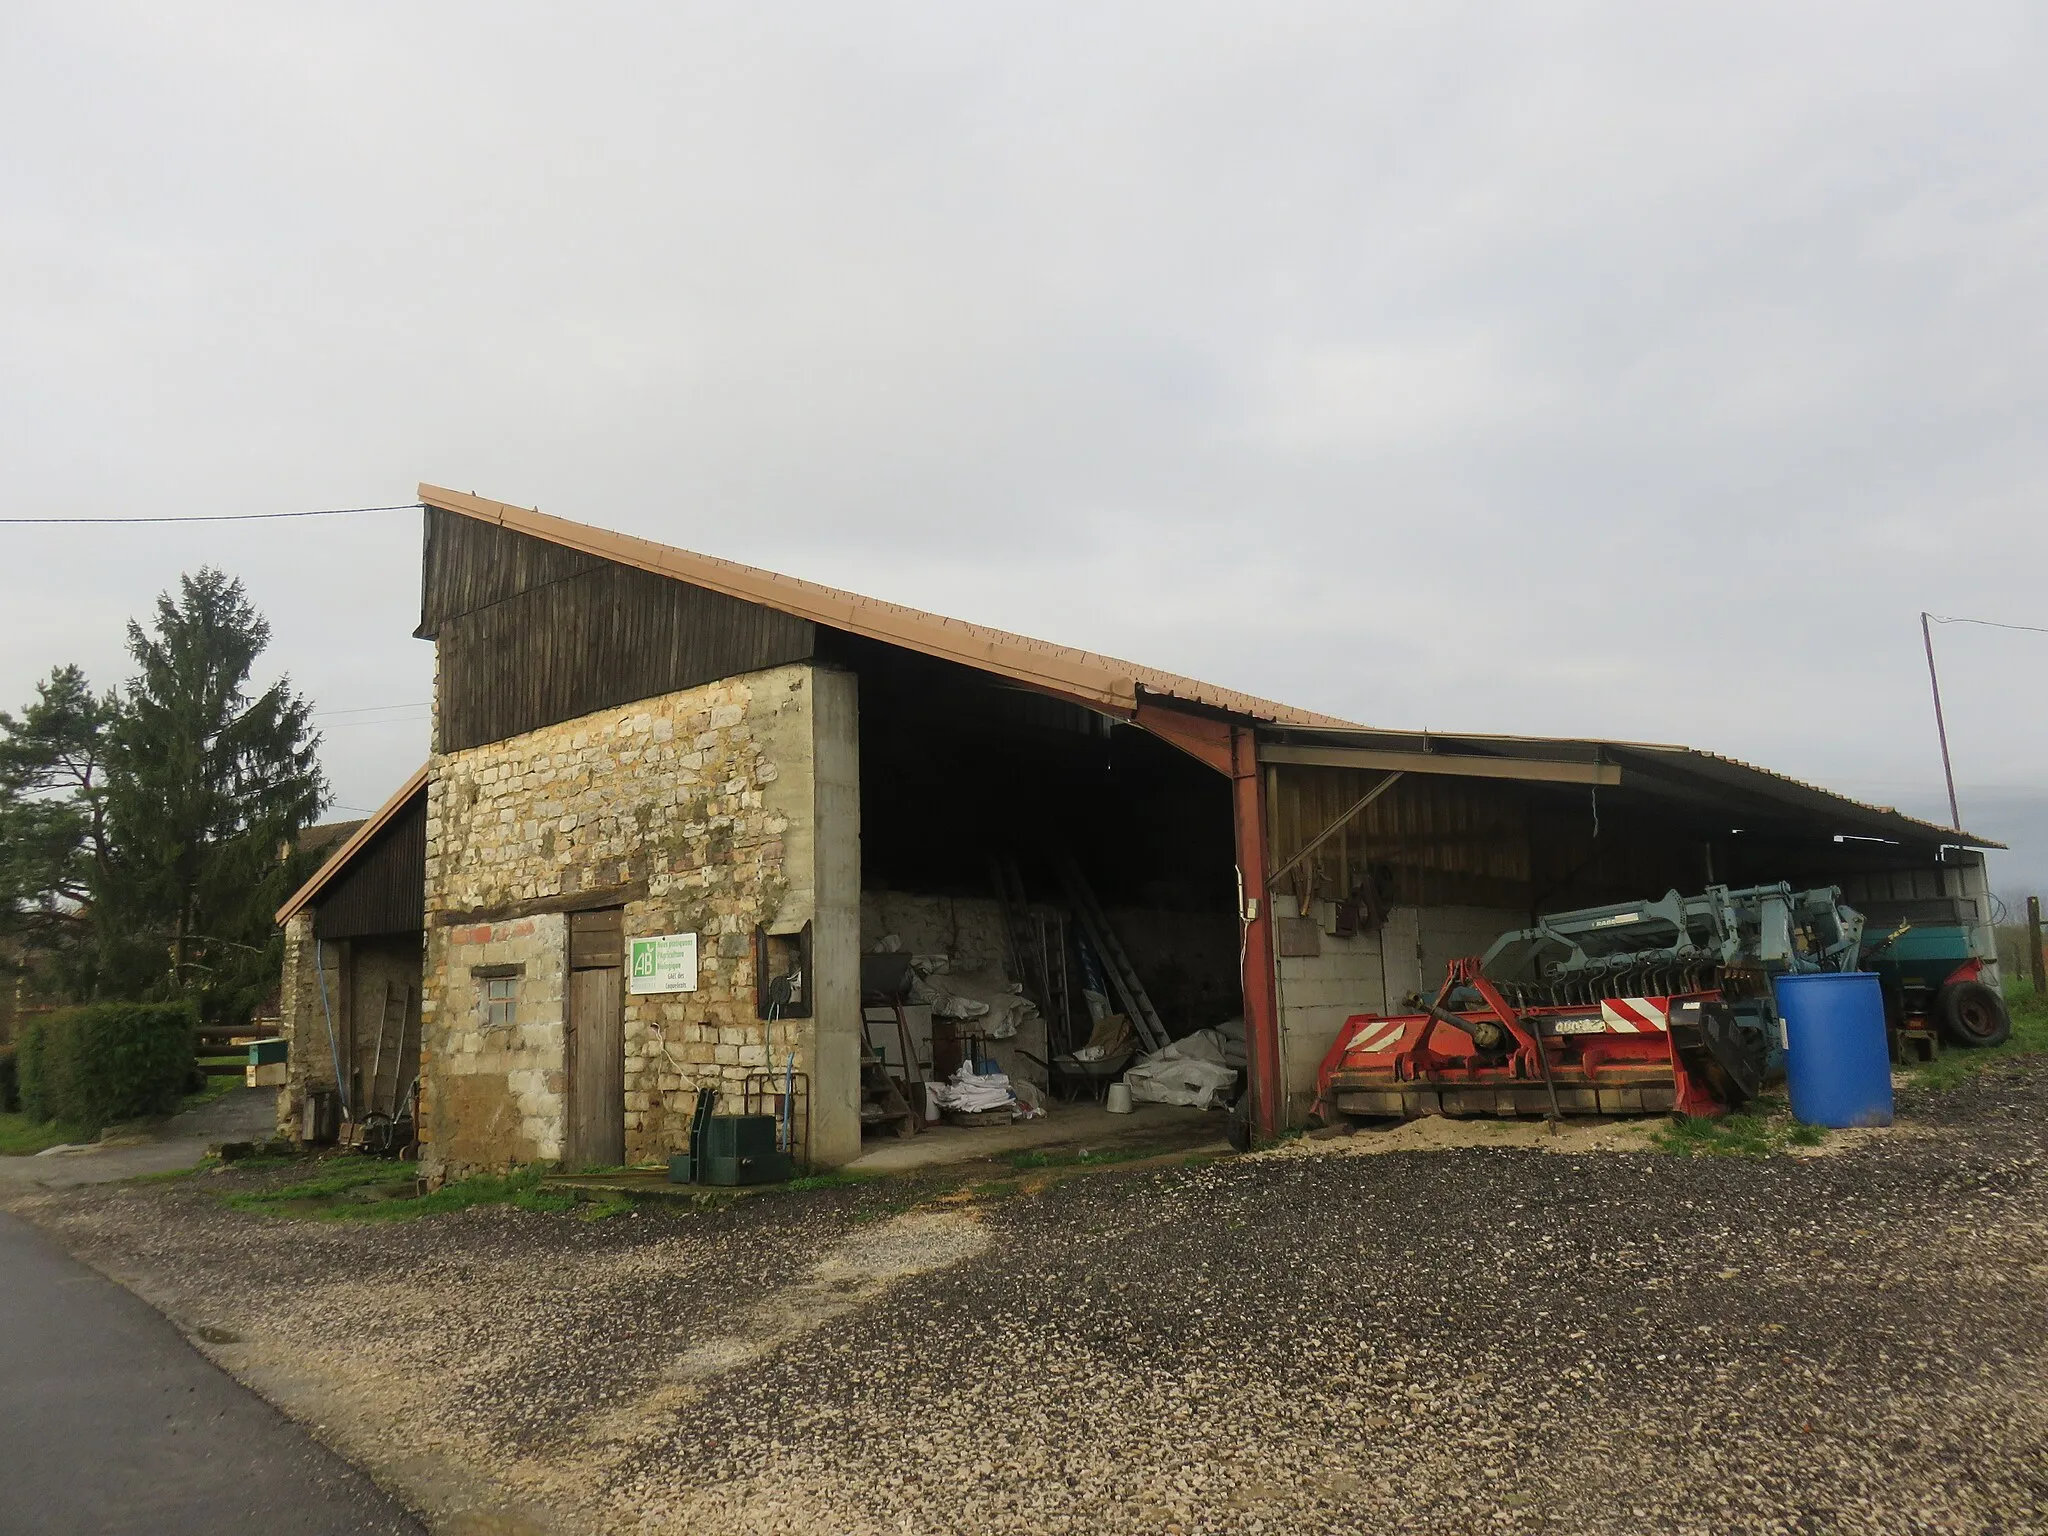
272,485 -> 2003,1176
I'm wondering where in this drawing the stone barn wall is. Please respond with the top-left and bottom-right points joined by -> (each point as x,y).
419,661 -> 861,1178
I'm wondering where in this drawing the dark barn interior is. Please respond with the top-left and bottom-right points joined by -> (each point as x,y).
828,633 -> 1245,1075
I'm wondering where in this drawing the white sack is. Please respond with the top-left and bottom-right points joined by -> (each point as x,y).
929,1061 -> 1014,1112
1123,1033 -> 1242,1110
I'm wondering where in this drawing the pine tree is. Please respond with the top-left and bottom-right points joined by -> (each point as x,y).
98,569 -> 328,1023
0,666 -> 111,995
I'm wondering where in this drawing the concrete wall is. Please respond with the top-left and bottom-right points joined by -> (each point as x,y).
1273,898 -> 1525,1125
810,668 -> 863,1165
419,661 -> 861,1177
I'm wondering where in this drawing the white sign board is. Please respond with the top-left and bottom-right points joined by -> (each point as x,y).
627,933 -> 698,995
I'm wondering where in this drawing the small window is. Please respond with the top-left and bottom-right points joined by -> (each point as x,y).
482,975 -> 518,1030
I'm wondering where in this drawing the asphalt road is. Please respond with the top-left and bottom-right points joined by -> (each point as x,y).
0,1212 -> 421,1536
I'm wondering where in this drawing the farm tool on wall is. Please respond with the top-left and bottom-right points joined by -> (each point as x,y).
1315,884 -> 1867,1121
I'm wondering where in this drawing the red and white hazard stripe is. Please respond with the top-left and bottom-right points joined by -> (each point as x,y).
1598,997 -> 1670,1033
1343,1017 -> 1409,1056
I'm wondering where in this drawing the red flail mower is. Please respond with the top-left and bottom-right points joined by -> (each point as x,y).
1313,884 -> 1872,1123
1314,957 -> 1755,1121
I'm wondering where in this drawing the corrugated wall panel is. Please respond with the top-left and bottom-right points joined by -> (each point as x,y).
423,511 -> 817,751
313,792 -> 428,940
1268,767 -> 1533,914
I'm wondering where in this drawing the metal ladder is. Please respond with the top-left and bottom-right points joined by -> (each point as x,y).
993,857 -> 1079,1053
1054,852 -> 1167,1053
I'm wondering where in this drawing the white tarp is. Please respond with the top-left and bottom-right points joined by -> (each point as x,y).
1122,1028 -> 1240,1110
927,1059 -> 1042,1118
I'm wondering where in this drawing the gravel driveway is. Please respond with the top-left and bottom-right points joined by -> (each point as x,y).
10,1063 -> 2046,1536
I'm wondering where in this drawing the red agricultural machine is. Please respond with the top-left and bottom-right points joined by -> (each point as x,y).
1315,883 -> 1870,1122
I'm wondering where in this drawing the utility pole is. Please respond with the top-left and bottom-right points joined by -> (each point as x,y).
2030,895 -> 2045,998
1920,612 -> 1962,831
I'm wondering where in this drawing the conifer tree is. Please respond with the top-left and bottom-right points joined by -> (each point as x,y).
0,665 -> 111,992
97,569 -> 328,1022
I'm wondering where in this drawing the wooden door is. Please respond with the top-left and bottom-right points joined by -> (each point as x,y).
565,909 -> 625,1168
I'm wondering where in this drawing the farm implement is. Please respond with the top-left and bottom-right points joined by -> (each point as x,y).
1315,884 -> 1867,1121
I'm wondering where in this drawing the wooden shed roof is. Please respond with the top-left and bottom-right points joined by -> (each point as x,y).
275,763 -> 429,925
418,485 -> 1353,727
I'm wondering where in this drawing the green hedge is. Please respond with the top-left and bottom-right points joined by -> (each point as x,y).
0,1045 -> 17,1114
18,1003 -> 196,1130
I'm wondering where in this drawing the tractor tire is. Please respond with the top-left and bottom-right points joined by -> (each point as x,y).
1936,980 -> 2011,1049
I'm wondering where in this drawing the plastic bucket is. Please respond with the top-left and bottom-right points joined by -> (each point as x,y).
1772,972 -> 1893,1128
1105,1082 -> 1134,1114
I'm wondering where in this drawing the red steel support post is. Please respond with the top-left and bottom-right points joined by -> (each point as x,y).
1231,725 -> 1284,1141
1128,702 -> 1284,1142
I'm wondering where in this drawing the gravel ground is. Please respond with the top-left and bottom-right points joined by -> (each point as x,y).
11,1061 -> 2048,1536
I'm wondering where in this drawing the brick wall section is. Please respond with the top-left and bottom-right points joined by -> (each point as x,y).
419,662 -> 847,1178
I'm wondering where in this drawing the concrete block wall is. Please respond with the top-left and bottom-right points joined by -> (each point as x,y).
1274,895 -> 1388,1121
419,661 -> 863,1177
1274,899 -> 1525,1124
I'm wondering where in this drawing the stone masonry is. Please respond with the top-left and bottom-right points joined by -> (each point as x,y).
419,661 -> 860,1178
275,910 -> 333,1141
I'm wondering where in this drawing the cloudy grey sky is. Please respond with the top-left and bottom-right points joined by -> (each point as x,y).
4,3 -> 2045,897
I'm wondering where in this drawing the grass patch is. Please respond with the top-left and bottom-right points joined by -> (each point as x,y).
181,1061 -> 247,1112
1003,1144 -> 1165,1171
785,1169 -> 879,1192
1907,979 -> 2048,1092
0,1111 -> 96,1156
131,1164 -> 203,1183
222,1161 -> 588,1223
1651,1097 -> 1825,1160
221,1159 -> 408,1212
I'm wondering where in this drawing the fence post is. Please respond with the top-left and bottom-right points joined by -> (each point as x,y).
2030,895 -> 2045,997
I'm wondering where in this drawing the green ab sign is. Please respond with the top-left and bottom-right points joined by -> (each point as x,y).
627,932 -> 698,995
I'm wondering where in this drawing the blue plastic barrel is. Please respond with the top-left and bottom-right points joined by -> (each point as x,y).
1771,972 -> 1893,1128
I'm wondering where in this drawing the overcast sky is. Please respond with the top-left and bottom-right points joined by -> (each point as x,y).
3,3 -> 2044,899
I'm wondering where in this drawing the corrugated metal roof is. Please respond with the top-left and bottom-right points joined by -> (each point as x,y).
411,484 -> 1999,857
1261,724 -> 2003,849
418,485 -> 1353,727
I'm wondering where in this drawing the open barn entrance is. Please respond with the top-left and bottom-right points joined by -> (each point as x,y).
1261,732 -> 2002,1125
825,635 -> 1244,1149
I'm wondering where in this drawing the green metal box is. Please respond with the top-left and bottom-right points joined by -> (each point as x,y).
698,1114 -> 794,1186
246,1038 -> 288,1067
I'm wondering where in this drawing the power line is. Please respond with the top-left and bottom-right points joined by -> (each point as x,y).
0,502 -> 422,525
315,702 -> 430,717
1928,613 -> 2048,636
